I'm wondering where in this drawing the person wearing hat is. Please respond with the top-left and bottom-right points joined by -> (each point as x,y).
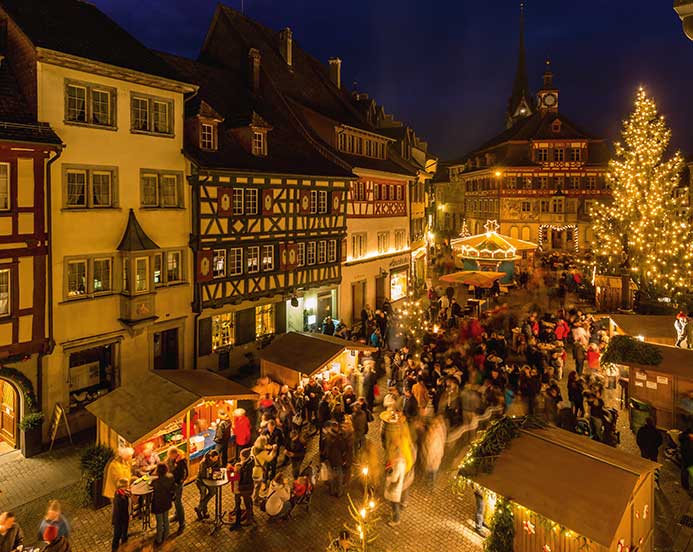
214,410 -> 232,466
111,478 -> 130,551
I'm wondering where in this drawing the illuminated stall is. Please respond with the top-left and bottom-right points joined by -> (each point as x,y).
259,332 -> 377,388
87,370 -> 257,479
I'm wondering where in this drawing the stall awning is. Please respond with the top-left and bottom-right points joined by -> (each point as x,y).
260,332 -> 376,377
610,314 -> 675,342
86,370 -> 257,444
439,270 -> 506,288
469,426 -> 657,548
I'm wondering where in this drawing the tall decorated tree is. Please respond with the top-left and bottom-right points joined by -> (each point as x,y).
591,87 -> 692,298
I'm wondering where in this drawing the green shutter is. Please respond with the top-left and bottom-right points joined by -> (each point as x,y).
235,307 -> 256,345
198,317 -> 212,356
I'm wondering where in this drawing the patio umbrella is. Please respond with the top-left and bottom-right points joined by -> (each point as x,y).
439,270 -> 506,288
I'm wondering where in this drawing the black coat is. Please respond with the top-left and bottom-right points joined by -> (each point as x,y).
636,424 -> 662,461
151,473 -> 175,514
111,490 -> 130,525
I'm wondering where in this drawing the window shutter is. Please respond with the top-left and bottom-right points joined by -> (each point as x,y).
198,317 -> 213,356
275,300 -> 287,334
218,188 -> 233,216
341,238 -> 347,262
235,307 -> 256,345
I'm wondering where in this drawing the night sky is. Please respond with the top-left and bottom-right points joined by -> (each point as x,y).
93,0 -> 693,161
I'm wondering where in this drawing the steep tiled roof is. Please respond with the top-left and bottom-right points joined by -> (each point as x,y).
198,5 -> 418,177
158,52 -> 354,178
0,0 -> 186,83
117,209 -> 159,251
0,61 -> 60,145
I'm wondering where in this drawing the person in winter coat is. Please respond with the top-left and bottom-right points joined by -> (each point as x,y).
0,512 -> 24,552
383,454 -> 410,527
110,479 -> 129,551
402,388 -> 419,420
151,462 -> 175,546
285,430 -> 307,479
103,447 -> 133,499
437,378 -> 463,427
586,343 -> 601,374
214,410 -> 232,466
232,408 -> 252,450
41,524 -> 70,552
195,450 -> 220,519
251,435 -> 276,502
166,446 -> 188,535
567,371 -> 585,417
421,416 -> 447,484
636,418 -> 662,461
228,448 -> 256,531
38,501 -> 70,542
675,312 -> 688,347
351,403 -> 368,459
460,384 -> 482,426
323,420 -> 354,497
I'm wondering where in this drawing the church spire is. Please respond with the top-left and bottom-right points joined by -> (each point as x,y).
506,2 -> 534,128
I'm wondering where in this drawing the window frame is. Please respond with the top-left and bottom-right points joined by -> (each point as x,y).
0,267 -> 10,316
521,201 -> 531,213
200,122 -> 218,151
233,188 -> 244,216
64,255 -> 118,300
318,190 -> 328,214
255,304 -> 275,337
297,243 -> 306,267
394,229 -> 407,250
554,148 -> 565,162
247,246 -> 260,274
252,131 -> 267,156
213,249 -> 226,279
212,312 -> 235,350
63,164 -> 118,209
245,188 -> 258,215
139,170 -> 184,209
228,247 -> 243,276
0,163 -> 9,211
327,240 -> 337,263
64,79 -> 117,129
377,231 -> 389,254
92,257 -> 112,295
134,256 -> 150,293
261,245 -> 275,272
317,241 -> 327,264
130,92 -> 174,136
307,241 -> 316,265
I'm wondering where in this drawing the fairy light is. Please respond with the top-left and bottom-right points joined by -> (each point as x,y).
591,87 -> 693,297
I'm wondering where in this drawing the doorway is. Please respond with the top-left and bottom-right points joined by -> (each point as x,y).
351,280 -> 366,325
0,379 -> 18,451
375,274 -> 386,310
317,293 -> 333,326
154,328 -> 179,370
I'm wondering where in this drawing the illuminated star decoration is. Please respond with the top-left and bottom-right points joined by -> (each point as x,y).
484,219 -> 500,234
522,520 -> 536,535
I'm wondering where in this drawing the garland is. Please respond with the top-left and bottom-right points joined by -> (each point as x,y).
484,498 -> 514,552
0,366 -> 37,412
601,335 -> 662,366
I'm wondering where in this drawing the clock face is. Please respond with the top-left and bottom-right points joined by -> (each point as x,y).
543,93 -> 557,107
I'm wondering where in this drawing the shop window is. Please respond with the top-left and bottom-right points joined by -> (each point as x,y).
68,343 -> 117,411
256,304 -> 275,337
212,312 -> 235,350
390,269 -> 408,302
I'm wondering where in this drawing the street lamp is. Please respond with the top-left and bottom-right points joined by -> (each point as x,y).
674,0 -> 693,40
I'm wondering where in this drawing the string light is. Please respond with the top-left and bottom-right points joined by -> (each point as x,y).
590,87 -> 692,297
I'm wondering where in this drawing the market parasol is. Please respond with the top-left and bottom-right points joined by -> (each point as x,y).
439,270 -> 507,288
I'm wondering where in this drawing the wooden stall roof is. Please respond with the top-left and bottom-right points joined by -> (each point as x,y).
610,314 -> 674,341
86,370 -> 257,444
623,343 -> 693,379
155,369 -> 258,400
469,426 -> 657,548
260,332 -> 376,376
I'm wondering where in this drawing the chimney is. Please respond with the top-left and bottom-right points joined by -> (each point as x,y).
279,27 -> 292,67
248,48 -> 261,92
328,57 -> 341,89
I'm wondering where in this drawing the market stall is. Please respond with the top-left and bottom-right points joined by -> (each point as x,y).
259,332 -> 377,388
603,328 -> 693,430
610,314 -> 676,346
87,370 -> 257,479
457,418 -> 658,552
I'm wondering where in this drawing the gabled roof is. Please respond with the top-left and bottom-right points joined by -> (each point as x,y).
117,209 -> 159,252
0,61 -> 60,145
0,0 -> 186,83
449,111 -> 610,169
469,426 -> 657,548
158,52 -> 353,178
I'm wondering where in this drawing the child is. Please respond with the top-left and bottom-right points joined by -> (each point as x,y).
111,479 -> 130,551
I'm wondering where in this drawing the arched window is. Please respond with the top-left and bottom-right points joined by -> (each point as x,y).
521,226 -> 531,241
510,226 -> 519,239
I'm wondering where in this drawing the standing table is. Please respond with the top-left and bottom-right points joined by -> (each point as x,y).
130,478 -> 155,531
202,472 -> 230,535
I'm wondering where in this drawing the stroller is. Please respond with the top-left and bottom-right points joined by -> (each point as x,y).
291,462 -> 315,513
575,408 -> 620,447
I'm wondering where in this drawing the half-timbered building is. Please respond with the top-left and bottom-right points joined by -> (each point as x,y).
0,57 -> 61,453
197,6 -> 426,328
160,51 -> 352,372
447,12 -> 610,252
0,0 -> 197,438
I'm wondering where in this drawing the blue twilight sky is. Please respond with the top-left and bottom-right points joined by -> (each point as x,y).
92,0 -> 693,161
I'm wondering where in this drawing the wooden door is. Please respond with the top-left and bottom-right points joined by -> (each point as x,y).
375,275 -> 386,309
351,281 -> 366,325
154,328 -> 179,370
0,380 -> 17,448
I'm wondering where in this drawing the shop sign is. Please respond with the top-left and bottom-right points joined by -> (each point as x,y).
389,254 -> 409,268
656,376 -> 668,385
645,381 -> 657,390
635,372 -> 647,381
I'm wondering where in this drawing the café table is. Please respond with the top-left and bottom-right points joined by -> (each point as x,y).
202,471 -> 230,535
130,477 -> 155,531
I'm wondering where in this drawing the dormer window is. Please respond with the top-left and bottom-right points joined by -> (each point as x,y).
252,131 -> 267,156
200,122 -> 218,151
552,119 -> 562,133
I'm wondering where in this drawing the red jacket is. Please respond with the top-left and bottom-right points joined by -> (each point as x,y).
233,414 -> 252,447
554,320 -> 570,341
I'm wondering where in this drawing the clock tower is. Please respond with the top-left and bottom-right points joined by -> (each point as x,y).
537,59 -> 558,112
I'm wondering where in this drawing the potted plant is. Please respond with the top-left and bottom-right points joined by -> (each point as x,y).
80,444 -> 114,509
19,411 -> 44,457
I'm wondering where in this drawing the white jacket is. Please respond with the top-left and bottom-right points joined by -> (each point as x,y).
384,458 -> 407,503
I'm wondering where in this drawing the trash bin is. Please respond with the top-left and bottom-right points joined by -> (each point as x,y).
629,398 -> 654,434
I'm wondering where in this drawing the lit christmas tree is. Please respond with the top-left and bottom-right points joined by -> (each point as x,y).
460,218 -> 471,238
591,87 -> 692,298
